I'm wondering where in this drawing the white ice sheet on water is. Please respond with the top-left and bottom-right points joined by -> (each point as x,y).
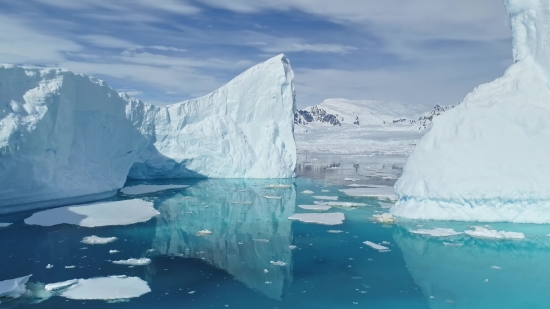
48,276 -> 151,300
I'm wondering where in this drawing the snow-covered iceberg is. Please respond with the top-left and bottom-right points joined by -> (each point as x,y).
392,0 -> 550,223
0,54 -> 296,214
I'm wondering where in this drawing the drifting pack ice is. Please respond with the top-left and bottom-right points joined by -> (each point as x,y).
0,54 -> 296,213
393,0 -> 550,223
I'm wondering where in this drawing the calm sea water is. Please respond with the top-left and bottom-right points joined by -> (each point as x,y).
1,176 -> 550,308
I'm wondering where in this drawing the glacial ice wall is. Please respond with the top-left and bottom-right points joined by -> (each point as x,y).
392,0 -> 550,223
0,55 -> 296,214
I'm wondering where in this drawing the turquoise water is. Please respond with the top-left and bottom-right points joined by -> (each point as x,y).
1,178 -> 550,308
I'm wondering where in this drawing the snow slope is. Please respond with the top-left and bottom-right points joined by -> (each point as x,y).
393,0 -> 550,223
0,54 -> 296,214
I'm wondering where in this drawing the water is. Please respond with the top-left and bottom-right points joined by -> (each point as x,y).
1,177 -> 550,308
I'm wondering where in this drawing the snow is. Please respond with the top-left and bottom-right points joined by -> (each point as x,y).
24,199 -> 159,227
393,1 -> 550,224
312,196 -> 339,201
0,223 -> 11,227
0,54 -> 295,214
0,275 -> 31,298
288,212 -> 345,225
112,258 -> 151,266
464,227 -> 525,240
119,185 -> 189,196
363,241 -> 390,252
340,187 -> 396,201
51,276 -> 151,300
410,228 -> 463,237
298,205 -> 331,211
81,236 -> 117,245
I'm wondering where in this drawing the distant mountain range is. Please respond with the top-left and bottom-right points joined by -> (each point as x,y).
295,99 -> 458,131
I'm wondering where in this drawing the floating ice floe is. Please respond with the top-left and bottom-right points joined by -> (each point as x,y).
0,275 -> 31,298
372,213 -> 396,223
312,196 -> 339,201
410,228 -> 463,237
301,190 -> 314,194
81,236 -> 117,245
263,269 -> 269,273
270,261 -> 287,266
109,250 -> 120,254
289,213 -> 345,225
264,184 -> 292,189
344,177 -> 360,181
363,241 -> 390,252
340,187 -> 396,201
321,189 -> 330,192
263,196 -> 282,200
327,230 -> 343,233
464,227 -> 525,239
46,264 -> 54,269
119,184 -> 189,196
24,199 -> 159,227
48,276 -> 150,300
289,245 -> 297,250
65,266 -> 76,269
298,205 -> 331,211
323,201 -> 368,208
196,229 -> 212,236
491,266 -> 502,270
112,258 -> 151,266
0,223 -> 12,227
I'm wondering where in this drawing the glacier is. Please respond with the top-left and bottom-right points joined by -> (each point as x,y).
0,54 -> 296,214
392,0 -> 550,223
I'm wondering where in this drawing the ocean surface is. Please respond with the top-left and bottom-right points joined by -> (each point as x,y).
1,166 -> 550,308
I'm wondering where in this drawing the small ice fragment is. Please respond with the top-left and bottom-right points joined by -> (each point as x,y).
312,196 -> 338,201
65,266 -> 76,269
265,281 -> 272,284
263,196 -> 282,200
119,184 -> 189,196
301,190 -> 314,194
270,261 -> 287,266
321,189 -> 330,192
263,269 -> 269,273
46,264 -> 54,269
0,275 -> 31,298
45,279 -> 79,291
264,184 -> 292,189
372,213 -> 395,223
484,279 -> 489,283
109,250 -> 120,254
381,241 -> 390,245
289,245 -> 297,250
491,266 -> 502,270
363,241 -> 390,252
465,227 -> 525,239
410,228 -> 462,237
237,242 -> 243,245
196,229 -> 212,236
0,223 -> 12,227
146,249 -> 155,252
81,235 -> 117,245
328,230 -> 343,233
298,205 -> 331,211
188,290 -> 195,294
112,258 -> 151,266
253,239 -> 269,243
344,177 -> 359,181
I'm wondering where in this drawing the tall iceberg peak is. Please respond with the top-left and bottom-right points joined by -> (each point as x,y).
0,54 -> 296,214
392,0 -> 550,223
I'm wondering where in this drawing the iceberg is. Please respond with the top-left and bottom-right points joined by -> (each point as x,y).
0,275 -> 31,298
0,54 -> 296,214
393,0 -> 550,223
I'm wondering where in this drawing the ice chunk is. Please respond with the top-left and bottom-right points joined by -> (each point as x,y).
0,275 -> 31,298
0,223 -> 11,227
289,212 -> 345,225
24,199 -> 159,227
372,213 -> 396,223
109,250 -> 120,254
46,264 -> 54,269
363,241 -> 390,252
410,228 -> 463,237
327,230 -> 343,233
312,196 -> 339,201
52,276 -> 150,300
81,236 -> 117,245
301,190 -> 314,194
265,184 -> 292,189
298,205 -> 331,211
65,266 -> 76,269
196,229 -> 212,236
270,261 -> 287,266
464,227 -> 525,239
340,187 -> 396,201
112,258 -> 151,266
119,185 -> 189,196
392,1 -> 550,224
45,279 -> 79,291
491,266 -> 502,270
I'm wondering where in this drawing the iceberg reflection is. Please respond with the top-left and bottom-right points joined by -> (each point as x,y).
151,179 -> 295,300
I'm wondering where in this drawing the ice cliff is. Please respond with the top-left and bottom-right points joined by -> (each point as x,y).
393,0 -> 550,223
0,55 -> 296,214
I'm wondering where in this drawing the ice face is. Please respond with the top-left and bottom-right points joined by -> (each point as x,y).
0,54 -> 296,214
393,0 -> 550,223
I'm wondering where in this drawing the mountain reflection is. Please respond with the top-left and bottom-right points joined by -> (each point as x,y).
151,179 -> 295,300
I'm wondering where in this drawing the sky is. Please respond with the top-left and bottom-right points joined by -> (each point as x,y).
0,0 -> 512,109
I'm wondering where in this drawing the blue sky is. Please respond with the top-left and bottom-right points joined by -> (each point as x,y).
0,0 -> 512,108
